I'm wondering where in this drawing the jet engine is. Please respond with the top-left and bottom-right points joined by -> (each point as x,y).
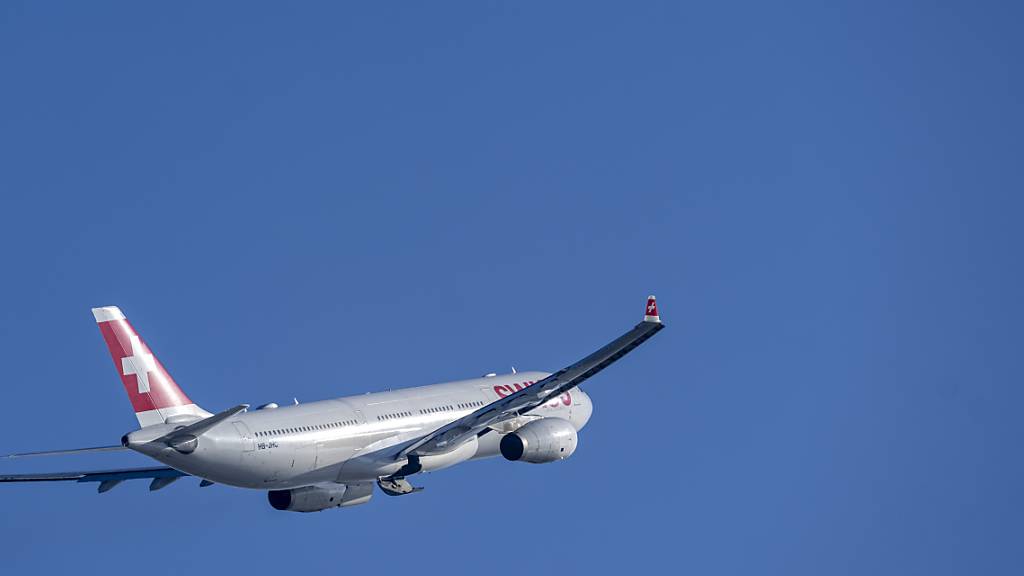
267,482 -> 373,512
500,417 -> 578,463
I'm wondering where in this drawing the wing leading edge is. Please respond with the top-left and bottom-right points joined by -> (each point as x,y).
399,295 -> 665,458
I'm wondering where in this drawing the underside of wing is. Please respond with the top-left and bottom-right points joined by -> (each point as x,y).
398,295 -> 665,459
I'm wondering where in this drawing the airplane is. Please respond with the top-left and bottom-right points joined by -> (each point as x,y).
1,296 -> 664,512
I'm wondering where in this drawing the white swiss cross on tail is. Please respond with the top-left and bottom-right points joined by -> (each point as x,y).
121,334 -> 156,394
643,295 -> 661,323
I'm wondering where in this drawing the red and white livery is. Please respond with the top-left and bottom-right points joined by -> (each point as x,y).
2,296 -> 665,512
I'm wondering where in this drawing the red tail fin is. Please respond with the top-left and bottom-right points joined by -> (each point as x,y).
92,306 -> 208,427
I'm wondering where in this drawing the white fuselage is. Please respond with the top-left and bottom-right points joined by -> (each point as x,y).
127,372 -> 593,489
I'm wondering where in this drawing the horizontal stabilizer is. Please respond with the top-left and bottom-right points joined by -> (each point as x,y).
0,466 -> 188,493
152,404 -> 249,445
3,445 -> 127,459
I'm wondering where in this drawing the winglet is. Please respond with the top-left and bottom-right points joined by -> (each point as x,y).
643,295 -> 661,323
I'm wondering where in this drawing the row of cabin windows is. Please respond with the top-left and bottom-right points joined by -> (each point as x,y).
378,400 -> 488,421
419,400 -> 485,415
257,419 -> 358,437
256,400 -> 492,436
377,411 -> 412,421
255,400 -> 491,436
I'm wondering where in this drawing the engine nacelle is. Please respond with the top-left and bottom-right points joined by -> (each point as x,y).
500,417 -> 578,463
268,482 -> 373,512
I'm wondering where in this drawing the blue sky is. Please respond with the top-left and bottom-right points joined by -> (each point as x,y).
1,2 -> 1021,574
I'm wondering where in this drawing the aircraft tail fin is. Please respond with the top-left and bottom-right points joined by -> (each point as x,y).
92,306 -> 210,428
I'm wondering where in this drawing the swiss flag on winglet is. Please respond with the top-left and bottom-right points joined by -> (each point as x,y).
644,295 -> 660,323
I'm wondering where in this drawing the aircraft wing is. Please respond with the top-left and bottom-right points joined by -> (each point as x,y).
0,466 -> 190,492
399,295 -> 665,459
